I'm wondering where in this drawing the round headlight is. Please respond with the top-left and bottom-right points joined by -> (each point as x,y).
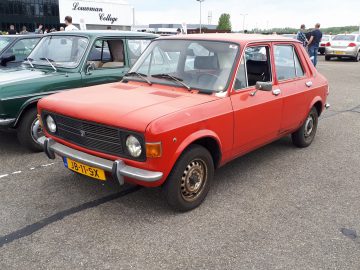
126,135 -> 142,158
46,115 -> 57,133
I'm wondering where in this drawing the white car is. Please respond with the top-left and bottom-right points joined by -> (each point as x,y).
325,34 -> 360,61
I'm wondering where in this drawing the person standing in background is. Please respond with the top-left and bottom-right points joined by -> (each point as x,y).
20,26 -> 28,34
64,16 -> 79,31
8,25 -> 17,35
35,24 -> 43,34
308,23 -> 323,67
296,24 -> 308,48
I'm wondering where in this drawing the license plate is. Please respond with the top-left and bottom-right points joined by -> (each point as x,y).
334,51 -> 345,55
63,157 -> 106,181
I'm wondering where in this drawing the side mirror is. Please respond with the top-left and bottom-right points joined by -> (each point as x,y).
250,81 -> 272,96
85,62 -> 96,75
0,54 -> 16,66
255,81 -> 272,91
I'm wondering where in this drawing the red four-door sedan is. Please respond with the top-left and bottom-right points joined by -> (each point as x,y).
37,34 -> 330,211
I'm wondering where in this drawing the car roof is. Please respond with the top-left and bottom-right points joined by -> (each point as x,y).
45,30 -> 158,38
0,34 -> 41,39
158,33 -> 301,45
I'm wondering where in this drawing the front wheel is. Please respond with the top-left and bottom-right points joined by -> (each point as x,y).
17,107 -> 43,152
163,145 -> 214,212
291,107 -> 319,148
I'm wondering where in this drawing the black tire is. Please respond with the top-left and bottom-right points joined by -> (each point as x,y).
353,52 -> 360,62
325,55 -> 331,61
163,145 -> 214,212
291,107 -> 319,148
17,107 -> 43,152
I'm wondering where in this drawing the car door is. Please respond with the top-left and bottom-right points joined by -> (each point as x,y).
273,43 -> 312,132
230,43 -> 283,155
82,38 -> 127,86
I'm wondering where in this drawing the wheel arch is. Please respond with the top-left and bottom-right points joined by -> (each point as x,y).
14,98 -> 40,127
174,130 -> 223,170
309,97 -> 323,117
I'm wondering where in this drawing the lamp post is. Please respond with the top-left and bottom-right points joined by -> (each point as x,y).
240,13 -> 248,33
196,0 -> 205,33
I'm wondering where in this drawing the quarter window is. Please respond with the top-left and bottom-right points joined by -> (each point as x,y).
274,45 -> 304,81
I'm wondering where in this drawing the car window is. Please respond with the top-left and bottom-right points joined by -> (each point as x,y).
28,35 -> 89,68
358,36 -> 360,42
333,35 -> 355,41
274,45 -> 304,81
0,37 -> 12,52
127,39 -> 151,66
234,57 -> 247,89
5,38 -> 40,62
87,39 -> 125,69
131,40 -> 239,93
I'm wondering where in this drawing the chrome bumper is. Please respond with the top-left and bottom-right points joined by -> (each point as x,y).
37,137 -> 163,185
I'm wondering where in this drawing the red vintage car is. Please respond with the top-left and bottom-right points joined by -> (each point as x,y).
37,34 -> 330,211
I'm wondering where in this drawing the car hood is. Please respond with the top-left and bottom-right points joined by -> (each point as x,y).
0,67 -> 61,86
38,82 -> 219,133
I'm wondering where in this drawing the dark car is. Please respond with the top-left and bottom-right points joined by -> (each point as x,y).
0,35 -> 41,68
0,31 -> 157,151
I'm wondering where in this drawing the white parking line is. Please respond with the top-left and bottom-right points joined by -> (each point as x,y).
0,163 -> 55,180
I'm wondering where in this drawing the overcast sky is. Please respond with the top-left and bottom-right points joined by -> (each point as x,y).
128,0 -> 360,30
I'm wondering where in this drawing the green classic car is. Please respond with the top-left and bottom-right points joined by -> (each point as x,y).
0,30 -> 157,151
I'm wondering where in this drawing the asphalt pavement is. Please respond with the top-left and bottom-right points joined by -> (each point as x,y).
0,56 -> 359,270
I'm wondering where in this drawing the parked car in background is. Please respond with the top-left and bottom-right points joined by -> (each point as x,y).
325,34 -> 360,61
281,34 -> 297,40
0,35 -> 41,68
37,34 -> 329,211
319,35 -> 332,55
0,31 -> 157,151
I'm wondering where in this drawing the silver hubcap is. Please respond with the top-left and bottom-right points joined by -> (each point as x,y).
304,115 -> 314,138
180,159 -> 207,202
31,119 -> 43,143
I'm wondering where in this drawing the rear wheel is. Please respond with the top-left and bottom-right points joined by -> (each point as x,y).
17,107 -> 43,152
292,107 -> 319,148
353,52 -> 360,62
163,145 -> 214,212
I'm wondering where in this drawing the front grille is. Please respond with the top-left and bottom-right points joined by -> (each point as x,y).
48,113 -> 124,157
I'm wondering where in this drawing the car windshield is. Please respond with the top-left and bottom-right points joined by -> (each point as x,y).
333,35 -> 355,41
129,39 -> 239,93
28,35 -> 88,68
0,37 -> 12,52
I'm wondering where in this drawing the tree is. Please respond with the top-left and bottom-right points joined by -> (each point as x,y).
217,13 -> 232,31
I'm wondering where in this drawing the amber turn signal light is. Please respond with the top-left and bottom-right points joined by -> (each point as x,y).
146,142 -> 162,158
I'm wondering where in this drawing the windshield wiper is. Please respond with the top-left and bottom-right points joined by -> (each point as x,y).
123,72 -> 152,86
151,73 -> 191,91
40,57 -> 57,72
25,57 -> 34,68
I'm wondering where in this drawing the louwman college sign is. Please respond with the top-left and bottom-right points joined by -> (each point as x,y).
59,0 -> 133,26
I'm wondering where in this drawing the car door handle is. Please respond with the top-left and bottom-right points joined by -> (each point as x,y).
272,89 -> 281,96
305,81 -> 313,87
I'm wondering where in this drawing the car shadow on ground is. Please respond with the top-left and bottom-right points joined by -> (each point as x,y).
0,131 -> 31,156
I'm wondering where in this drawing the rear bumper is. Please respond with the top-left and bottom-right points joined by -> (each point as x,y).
37,137 -> 163,185
325,47 -> 358,57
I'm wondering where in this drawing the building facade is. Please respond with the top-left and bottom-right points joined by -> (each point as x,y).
0,0 -> 133,33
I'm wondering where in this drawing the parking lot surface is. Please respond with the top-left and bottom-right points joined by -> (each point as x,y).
0,56 -> 359,270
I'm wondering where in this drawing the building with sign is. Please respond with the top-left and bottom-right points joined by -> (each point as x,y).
0,0 -> 133,33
